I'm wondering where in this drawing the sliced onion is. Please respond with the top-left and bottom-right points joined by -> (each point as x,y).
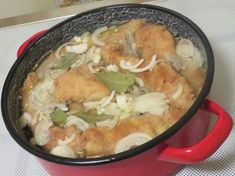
65,43 -> 88,54
88,63 -> 98,73
19,112 -> 32,128
120,59 -> 144,70
50,145 -> 77,158
133,92 -> 169,116
83,91 -> 115,109
34,119 -> 53,146
96,117 -> 118,128
106,64 -> 119,72
58,133 -> 77,145
120,55 -> 157,73
91,26 -> 108,46
115,132 -> 152,154
176,39 -> 194,58
55,41 -> 77,60
28,78 -> 54,109
135,77 -> 145,87
73,36 -> 82,43
64,115 -> 89,131
164,53 -> 183,71
172,84 -> 184,100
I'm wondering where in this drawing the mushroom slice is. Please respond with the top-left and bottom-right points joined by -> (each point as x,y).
50,145 -> 77,158
115,132 -> 152,154
64,115 -> 90,131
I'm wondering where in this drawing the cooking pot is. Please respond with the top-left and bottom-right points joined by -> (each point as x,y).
1,4 -> 233,176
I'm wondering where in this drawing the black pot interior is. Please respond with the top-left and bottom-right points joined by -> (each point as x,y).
1,4 -> 214,165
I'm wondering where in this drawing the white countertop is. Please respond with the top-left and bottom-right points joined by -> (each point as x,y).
0,0 -> 235,175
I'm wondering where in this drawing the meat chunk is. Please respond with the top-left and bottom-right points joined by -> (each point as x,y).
44,126 -> 80,152
54,65 -> 110,102
21,72 -> 39,115
182,61 -> 205,94
101,19 -> 146,65
139,63 -> 195,122
101,43 -> 140,65
105,19 -> 147,43
135,23 -> 176,60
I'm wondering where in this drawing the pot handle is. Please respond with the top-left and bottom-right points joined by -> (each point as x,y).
17,30 -> 47,57
158,99 -> 233,164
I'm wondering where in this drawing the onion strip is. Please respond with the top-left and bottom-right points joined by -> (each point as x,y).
91,26 -> 108,46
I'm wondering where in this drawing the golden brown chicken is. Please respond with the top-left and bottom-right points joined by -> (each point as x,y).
135,23 -> 176,60
54,65 -> 110,102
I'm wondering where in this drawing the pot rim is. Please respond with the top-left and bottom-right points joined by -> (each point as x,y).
1,3 -> 214,166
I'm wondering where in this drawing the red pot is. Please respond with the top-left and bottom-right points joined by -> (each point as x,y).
2,4 -> 233,176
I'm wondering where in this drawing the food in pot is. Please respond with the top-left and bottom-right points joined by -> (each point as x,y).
19,19 -> 205,158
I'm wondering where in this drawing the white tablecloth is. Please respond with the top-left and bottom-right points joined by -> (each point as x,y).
0,0 -> 235,175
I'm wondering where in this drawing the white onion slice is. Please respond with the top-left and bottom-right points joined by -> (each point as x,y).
176,39 -> 194,58
50,145 -> 77,158
19,112 -> 32,128
55,41 -> 77,60
172,84 -> 184,100
83,91 -> 115,109
64,115 -> 89,131
96,117 -> 118,128
135,77 -> 145,87
106,64 -> 119,72
65,43 -> 88,54
28,78 -> 54,109
120,59 -> 144,70
164,54 -> 183,71
91,26 -> 108,46
115,132 -> 152,154
34,119 -> 53,146
119,55 -> 157,73
133,92 -> 169,116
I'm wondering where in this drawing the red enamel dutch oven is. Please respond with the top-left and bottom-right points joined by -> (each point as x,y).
1,4 -> 233,176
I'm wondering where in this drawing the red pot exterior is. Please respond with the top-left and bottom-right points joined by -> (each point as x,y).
38,108 -> 210,176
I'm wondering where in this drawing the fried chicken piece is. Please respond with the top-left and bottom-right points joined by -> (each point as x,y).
54,65 -> 110,102
44,126 -> 80,152
21,72 -> 38,106
135,23 -> 176,60
139,63 -> 195,122
182,62 -> 205,94
105,19 -> 147,43
101,43 -> 140,65
101,19 -> 146,65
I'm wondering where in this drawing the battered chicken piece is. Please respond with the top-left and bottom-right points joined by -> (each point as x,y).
135,23 -> 176,60
21,72 -> 38,107
105,19 -> 147,43
101,43 -> 140,65
182,62 -> 205,94
21,72 -> 39,116
54,65 -> 110,102
44,125 -> 80,152
139,63 -> 195,122
101,19 -> 146,65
